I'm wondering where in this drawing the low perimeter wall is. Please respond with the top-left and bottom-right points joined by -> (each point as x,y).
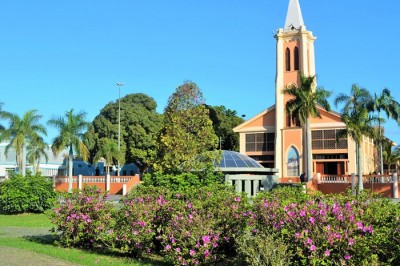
305,173 -> 399,198
54,174 -> 141,195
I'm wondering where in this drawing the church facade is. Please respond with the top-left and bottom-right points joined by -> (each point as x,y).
233,0 -> 377,179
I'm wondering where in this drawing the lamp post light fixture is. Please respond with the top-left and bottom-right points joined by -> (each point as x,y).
116,82 -> 125,176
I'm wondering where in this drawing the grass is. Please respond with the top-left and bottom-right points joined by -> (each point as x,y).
0,213 -> 162,266
0,212 -> 52,227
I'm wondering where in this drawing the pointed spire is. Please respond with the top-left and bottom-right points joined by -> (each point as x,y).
284,0 -> 304,30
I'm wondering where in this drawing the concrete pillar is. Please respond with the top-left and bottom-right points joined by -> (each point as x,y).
316,173 -> 321,184
237,179 -> 242,193
122,184 -> 127,196
253,180 -> 259,196
351,173 -> 356,195
393,173 -> 398,199
78,174 -> 83,190
245,179 -> 252,196
106,174 -> 111,192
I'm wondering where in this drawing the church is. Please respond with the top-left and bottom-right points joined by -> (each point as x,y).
233,0 -> 377,179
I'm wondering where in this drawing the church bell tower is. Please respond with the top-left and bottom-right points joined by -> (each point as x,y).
274,0 -> 317,176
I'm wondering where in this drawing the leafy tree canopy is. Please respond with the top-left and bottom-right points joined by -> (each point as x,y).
205,105 -> 244,151
156,81 -> 218,173
85,93 -> 162,173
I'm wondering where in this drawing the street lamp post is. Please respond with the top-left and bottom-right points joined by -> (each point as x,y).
116,82 -> 125,176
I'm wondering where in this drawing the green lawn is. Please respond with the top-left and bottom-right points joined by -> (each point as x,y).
0,213 -> 161,266
0,212 -> 52,227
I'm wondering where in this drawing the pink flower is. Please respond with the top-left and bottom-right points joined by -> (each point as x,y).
310,245 -> 316,251
287,211 -> 294,217
190,250 -> 196,256
348,238 -> 354,246
356,221 -> 363,230
324,250 -> 330,256
165,244 -> 171,250
367,225 -> 373,234
309,217 -> 315,224
299,210 -> 306,217
344,254 -> 351,260
176,247 -> 181,253
187,203 -> 192,209
306,238 -> 313,245
202,235 -> 211,245
204,250 -> 210,258
234,197 -> 241,202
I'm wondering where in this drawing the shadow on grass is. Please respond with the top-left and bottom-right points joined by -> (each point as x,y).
22,234 -> 170,266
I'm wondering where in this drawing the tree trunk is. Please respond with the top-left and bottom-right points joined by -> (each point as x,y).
68,146 -> 73,193
306,118 -> 313,182
21,141 -> 26,176
357,142 -> 363,192
379,114 -> 384,174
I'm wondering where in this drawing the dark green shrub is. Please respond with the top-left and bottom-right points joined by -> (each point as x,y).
142,170 -> 224,194
0,173 -> 56,214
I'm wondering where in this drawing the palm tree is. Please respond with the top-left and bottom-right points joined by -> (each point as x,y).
382,142 -> 400,174
93,138 -> 124,175
0,110 -> 47,176
48,109 -> 89,193
283,74 -> 332,182
335,84 -> 377,192
27,135 -> 48,174
367,88 -> 400,174
0,103 -> 5,131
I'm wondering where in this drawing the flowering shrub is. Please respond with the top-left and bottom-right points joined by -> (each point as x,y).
359,196 -> 400,264
50,185 -> 116,248
158,185 -> 250,265
49,183 -> 400,265
252,189 -> 381,265
113,186 -> 173,257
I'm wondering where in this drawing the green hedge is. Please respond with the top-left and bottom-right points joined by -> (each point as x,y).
0,173 -> 56,214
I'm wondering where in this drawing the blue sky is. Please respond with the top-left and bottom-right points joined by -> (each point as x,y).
1,0 -> 400,145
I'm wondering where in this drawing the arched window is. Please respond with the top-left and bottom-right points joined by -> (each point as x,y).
294,47 -> 300,70
285,48 -> 291,71
287,146 -> 300,177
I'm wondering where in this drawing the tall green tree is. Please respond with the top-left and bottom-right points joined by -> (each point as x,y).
335,84 -> 377,192
48,109 -> 89,193
27,135 -> 48,174
93,138 -> 124,175
367,88 -> 400,174
282,75 -> 331,182
157,81 -> 218,173
85,93 -> 162,174
0,110 -> 47,176
205,105 -> 244,151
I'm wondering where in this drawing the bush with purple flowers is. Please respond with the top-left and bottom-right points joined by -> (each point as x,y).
249,188 -> 395,265
50,182 -> 400,265
50,185 -> 116,248
158,185 -> 249,265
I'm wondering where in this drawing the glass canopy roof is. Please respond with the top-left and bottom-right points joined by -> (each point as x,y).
218,150 -> 264,168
